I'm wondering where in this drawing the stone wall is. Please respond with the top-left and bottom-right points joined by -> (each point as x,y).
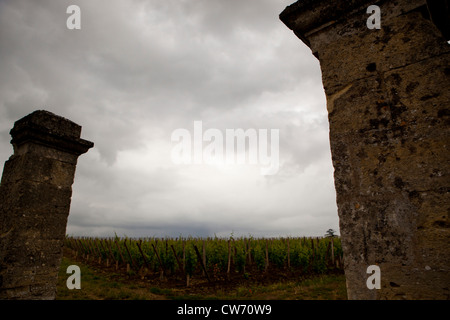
0,110 -> 93,299
280,0 -> 449,299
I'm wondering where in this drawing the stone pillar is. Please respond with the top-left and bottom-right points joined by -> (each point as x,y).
0,110 -> 93,299
280,1 -> 449,299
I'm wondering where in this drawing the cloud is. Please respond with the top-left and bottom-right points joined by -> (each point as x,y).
0,0 -> 339,238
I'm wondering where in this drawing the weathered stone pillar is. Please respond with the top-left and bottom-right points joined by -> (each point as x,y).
0,110 -> 93,299
280,1 -> 449,299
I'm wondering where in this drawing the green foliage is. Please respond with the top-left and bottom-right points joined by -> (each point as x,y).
64,234 -> 343,278
269,239 -> 286,268
233,241 -> 246,272
184,244 -> 197,276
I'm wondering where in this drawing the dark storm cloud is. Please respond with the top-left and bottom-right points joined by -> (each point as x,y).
0,0 -> 339,238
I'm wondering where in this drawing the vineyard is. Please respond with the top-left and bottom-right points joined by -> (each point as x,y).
64,235 -> 344,286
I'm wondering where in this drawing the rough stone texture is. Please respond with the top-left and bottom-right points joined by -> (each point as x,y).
281,0 -> 449,299
0,110 -> 93,299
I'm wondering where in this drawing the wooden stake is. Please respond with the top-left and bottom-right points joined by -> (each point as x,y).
232,239 -> 236,270
202,240 -> 206,276
193,245 -> 210,282
114,239 -> 126,265
136,240 -> 150,270
331,238 -> 335,265
182,241 -> 186,271
326,241 -> 331,265
227,240 -> 231,280
86,239 -> 94,256
170,245 -> 184,275
123,240 -> 136,269
94,239 -> 103,261
151,243 -> 166,277
248,239 -> 251,265
265,239 -> 269,273
310,238 -> 316,272
287,237 -> 290,269
98,239 -> 109,262
105,239 -> 117,264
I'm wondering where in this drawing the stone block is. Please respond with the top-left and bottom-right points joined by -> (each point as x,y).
0,110 -> 93,300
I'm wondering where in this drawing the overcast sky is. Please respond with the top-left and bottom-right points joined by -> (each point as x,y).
0,0 -> 339,238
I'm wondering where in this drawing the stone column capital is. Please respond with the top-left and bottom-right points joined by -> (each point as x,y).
9,110 -> 94,158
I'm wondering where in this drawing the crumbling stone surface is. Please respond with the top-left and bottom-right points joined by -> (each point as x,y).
0,110 -> 93,300
281,0 -> 449,299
